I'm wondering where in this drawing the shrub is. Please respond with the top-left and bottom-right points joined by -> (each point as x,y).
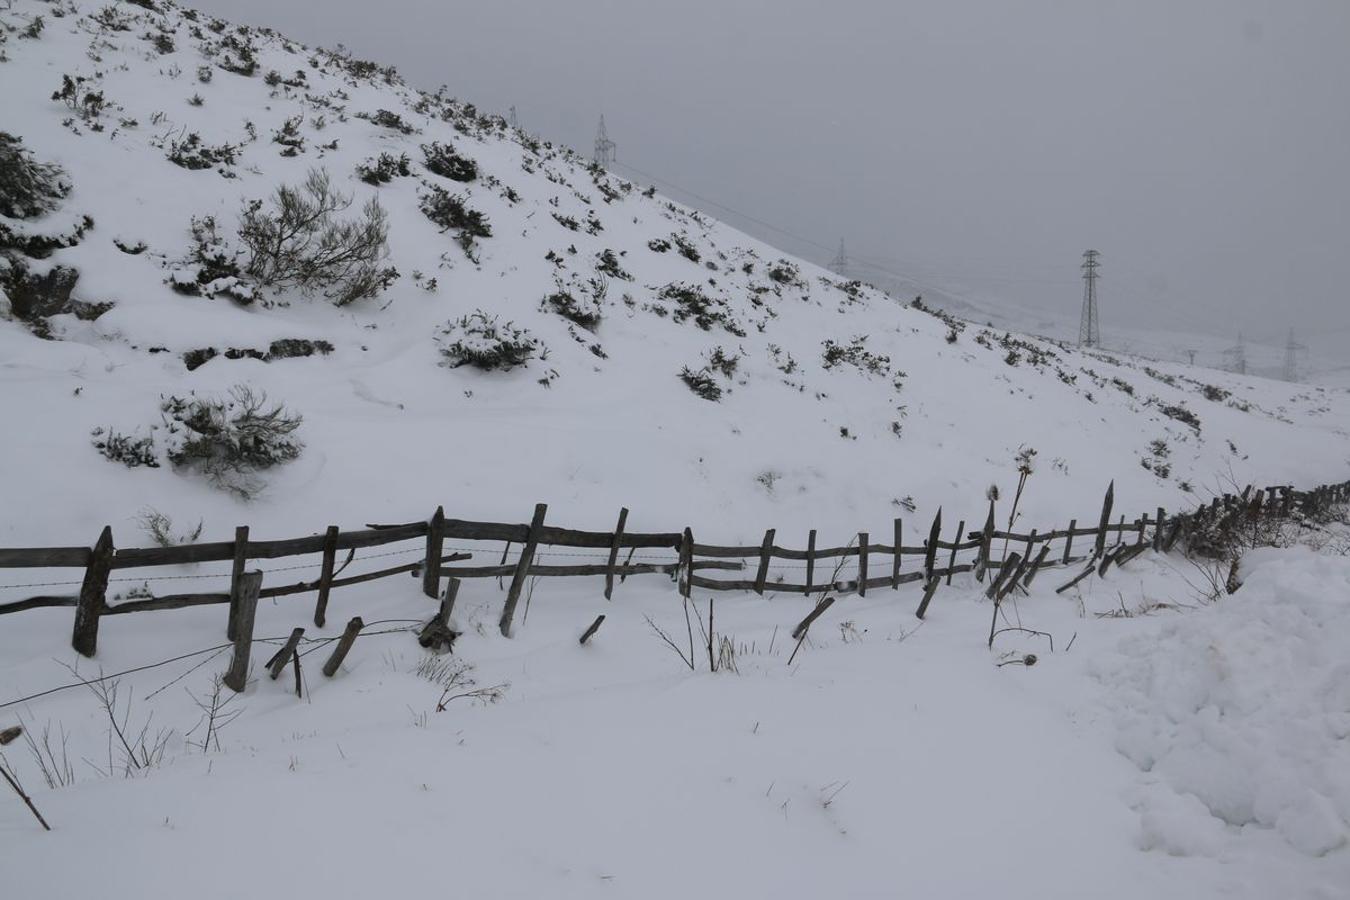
436,312 -> 539,371
647,237 -> 671,253
1157,401 -> 1201,432
419,185 -> 491,258
679,367 -> 722,401
367,109 -> 415,133
239,168 -> 396,306
657,283 -> 743,335
0,133 -> 69,219
165,132 -> 237,170
1201,384 -> 1230,403
767,259 -> 799,285
422,142 -> 477,182
543,281 -> 603,330
595,248 -> 631,281
672,233 -> 700,263
821,336 -> 890,376
705,346 -> 740,378
51,74 -> 106,122
160,386 -> 303,494
356,152 -> 410,185
91,427 -> 159,468
271,115 -> 305,156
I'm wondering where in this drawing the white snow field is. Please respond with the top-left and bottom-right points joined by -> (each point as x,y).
1,2 -> 1349,897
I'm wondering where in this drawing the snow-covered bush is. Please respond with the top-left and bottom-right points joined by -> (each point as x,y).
91,427 -> 159,468
436,312 -> 539,371
0,133 -> 69,219
165,132 -> 238,171
657,283 -> 744,335
595,248 -> 631,281
822,336 -> 890,376
239,168 -> 396,306
419,185 -> 491,258
542,277 -> 604,330
356,152 -> 410,185
679,367 -> 722,401
422,141 -> 477,182
160,385 -> 303,496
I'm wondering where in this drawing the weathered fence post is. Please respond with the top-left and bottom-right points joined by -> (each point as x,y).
1022,544 -> 1052,588
266,628 -> 305,681
924,508 -> 942,581
420,578 -> 460,651
500,504 -> 547,637
1153,508 -> 1166,551
226,526 -> 250,640
915,576 -> 940,620
974,504 -> 995,582
946,520 -> 965,586
71,526 -> 113,657
677,527 -> 694,599
579,614 -> 605,646
805,529 -> 817,594
603,507 -> 628,600
891,518 -> 902,589
857,532 -> 869,596
222,571 -> 262,693
754,528 -> 776,595
1093,481 -> 1115,558
322,616 -> 364,677
1062,519 -> 1076,564
313,524 -> 339,628
423,506 -> 446,599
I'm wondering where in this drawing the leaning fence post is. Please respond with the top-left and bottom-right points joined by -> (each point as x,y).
754,528 -> 776,595
603,507 -> 629,600
313,525 -> 339,628
1062,519 -> 1076,564
71,526 -> 114,658
227,525 -> 249,640
1093,481 -> 1115,558
500,504 -> 547,637
266,628 -> 305,681
915,576 -> 940,620
924,508 -> 942,581
423,506 -> 446,599
322,617 -> 364,677
223,571 -> 262,693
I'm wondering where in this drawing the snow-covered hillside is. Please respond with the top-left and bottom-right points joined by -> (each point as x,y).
3,4 -> 1350,897
1,0 -> 1347,553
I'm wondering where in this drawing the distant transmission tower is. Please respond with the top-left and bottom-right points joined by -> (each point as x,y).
593,115 -> 616,167
1185,349 -> 1197,365
829,239 -> 849,276
1282,328 -> 1306,382
1224,332 -> 1248,375
1078,249 -> 1101,347
508,105 -> 519,130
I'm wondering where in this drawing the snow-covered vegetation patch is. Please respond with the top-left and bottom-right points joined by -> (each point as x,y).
435,311 -> 540,371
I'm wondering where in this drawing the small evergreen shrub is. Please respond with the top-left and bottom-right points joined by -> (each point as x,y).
543,281 -> 603,330
672,233 -> 700,263
165,132 -> 238,170
679,367 -> 722,401
821,336 -> 890,376
595,248 -> 631,281
160,386 -> 303,494
1157,401 -> 1202,432
356,152 -> 410,185
91,427 -> 159,468
657,283 -> 743,335
436,312 -> 539,371
422,142 -> 477,182
0,133 -> 70,220
419,185 -> 491,258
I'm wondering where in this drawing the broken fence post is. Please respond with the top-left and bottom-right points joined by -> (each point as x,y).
72,526 -> 114,658
579,614 -> 605,646
223,571 -> 262,693
313,524 -> 339,628
423,506 -> 446,600
420,578 -> 461,652
603,507 -> 629,600
322,616 -> 365,677
500,504 -> 547,637
266,627 -> 305,681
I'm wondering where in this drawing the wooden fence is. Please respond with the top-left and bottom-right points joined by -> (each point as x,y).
1,479 -> 1347,683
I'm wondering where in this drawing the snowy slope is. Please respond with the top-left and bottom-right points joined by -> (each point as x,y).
3,4 -> 1350,897
0,0 -> 1347,555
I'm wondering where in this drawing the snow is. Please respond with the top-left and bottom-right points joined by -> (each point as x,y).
1,2 -> 1348,897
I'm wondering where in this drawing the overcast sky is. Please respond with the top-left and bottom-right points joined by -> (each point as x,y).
195,0 -> 1350,358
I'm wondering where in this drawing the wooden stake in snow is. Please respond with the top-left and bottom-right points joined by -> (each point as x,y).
857,532 -> 868,596
71,526 -> 113,657
223,571 -> 262,693
0,730 -> 50,832
754,528 -> 776,595
805,529 -> 817,594
322,616 -> 364,677
603,507 -> 628,600
579,614 -> 605,645
313,524 -> 339,628
420,579 -> 460,652
266,628 -> 305,681
227,525 -> 249,641
1094,481 -> 1115,558
914,577 -> 940,620
500,504 -> 547,637
788,596 -> 835,665
423,506 -> 446,600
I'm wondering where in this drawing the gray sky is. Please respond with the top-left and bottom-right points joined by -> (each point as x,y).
196,0 -> 1350,360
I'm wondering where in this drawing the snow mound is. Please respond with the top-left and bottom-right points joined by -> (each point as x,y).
1097,547 -> 1350,857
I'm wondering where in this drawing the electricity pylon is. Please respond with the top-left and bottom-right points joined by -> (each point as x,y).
1282,329 -> 1306,382
593,115 -> 616,166
1078,249 -> 1101,347
829,239 -> 849,276
1224,332 -> 1248,375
